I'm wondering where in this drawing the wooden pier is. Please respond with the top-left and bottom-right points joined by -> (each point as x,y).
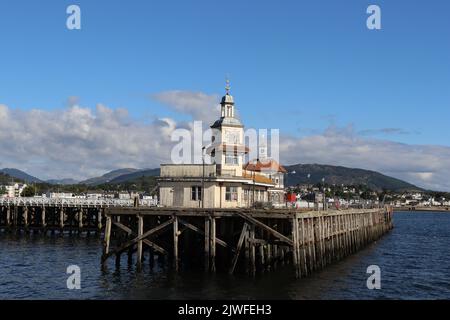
0,203 -> 105,234
0,198 -> 155,234
101,207 -> 394,277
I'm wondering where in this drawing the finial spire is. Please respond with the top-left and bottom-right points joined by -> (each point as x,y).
225,77 -> 231,95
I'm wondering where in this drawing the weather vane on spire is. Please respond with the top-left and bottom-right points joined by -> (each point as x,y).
225,77 -> 231,95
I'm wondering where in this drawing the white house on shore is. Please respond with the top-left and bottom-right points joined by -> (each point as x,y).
0,183 -> 27,198
158,83 -> 286,208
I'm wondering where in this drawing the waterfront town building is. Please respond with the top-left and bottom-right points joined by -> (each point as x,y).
158,83 -> 287,208
0,183 -> 27,198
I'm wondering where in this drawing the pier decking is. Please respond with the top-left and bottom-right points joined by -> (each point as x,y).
101,207 -> 393,277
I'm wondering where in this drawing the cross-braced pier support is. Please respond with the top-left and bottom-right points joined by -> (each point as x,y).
100,207 -> 393,277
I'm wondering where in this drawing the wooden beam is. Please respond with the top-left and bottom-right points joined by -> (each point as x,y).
178,218 -> 231,250
247,238 -> 268,245
105,218 -> 174,259
236,211 -> 293,246
112,220 -> 166,254
229,223 -> 249,275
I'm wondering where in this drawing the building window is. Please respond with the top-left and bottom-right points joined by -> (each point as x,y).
191,186 -> 202,201
243,189 -> 249,201
225,186 -> 238,201
225,154 -> 239,165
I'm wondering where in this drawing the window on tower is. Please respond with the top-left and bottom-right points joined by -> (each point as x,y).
225,154 -> 239,165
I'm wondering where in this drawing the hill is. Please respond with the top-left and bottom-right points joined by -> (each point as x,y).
109,168 -> 160,183
0,164 -> 423,194
79,168 -> 141,185
0,172 -> 21,184
0,168 -> 42,183
284,164 -> 421,192
80,164 -> 420,192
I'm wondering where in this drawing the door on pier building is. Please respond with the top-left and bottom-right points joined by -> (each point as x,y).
173,185 -> 184,207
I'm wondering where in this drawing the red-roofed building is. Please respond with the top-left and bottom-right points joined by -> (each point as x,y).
243,158 -> 287,207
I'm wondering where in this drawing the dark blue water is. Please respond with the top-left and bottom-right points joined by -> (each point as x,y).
1,212 -> 450,299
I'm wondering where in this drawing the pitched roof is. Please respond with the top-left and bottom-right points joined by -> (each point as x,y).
242,172 -> 275,185
243,159 -> 287,174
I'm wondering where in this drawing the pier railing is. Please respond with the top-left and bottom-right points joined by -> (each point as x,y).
0,198 -> 157,233
0,197 -> 158,207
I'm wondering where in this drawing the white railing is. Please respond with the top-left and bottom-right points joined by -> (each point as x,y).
0,197 -> 158,207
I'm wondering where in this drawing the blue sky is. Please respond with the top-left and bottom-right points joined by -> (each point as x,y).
1,0 -> 450,189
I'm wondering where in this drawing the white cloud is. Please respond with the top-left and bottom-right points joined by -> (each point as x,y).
153,90 -> 221,124
0,103 -> 177,180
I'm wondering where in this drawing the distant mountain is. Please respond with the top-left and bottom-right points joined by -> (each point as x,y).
87,164 -> 420,192
284,164 -> 422,192
109,168 -> 160,184
46,178 -> 79,185
79,168 -> 141,185
0,168 -> 42,183
0,172 -> 19,184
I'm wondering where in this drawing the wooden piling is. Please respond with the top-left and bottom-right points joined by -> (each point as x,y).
173,216 -> 179,271
291,217 -> 300,278
137,215 -> 144,268
59,207 -> 64,233
41,206 -> 46,230
229,222 -> 248,275
102,215 -> 112,267
204,217 -> 210,271
259,244 -> 265,268
23,206 -> 29,232
210,217 -> 216,272
78,208 -> 83,231
249,224 -> 256,276
6,206 -> 11,227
